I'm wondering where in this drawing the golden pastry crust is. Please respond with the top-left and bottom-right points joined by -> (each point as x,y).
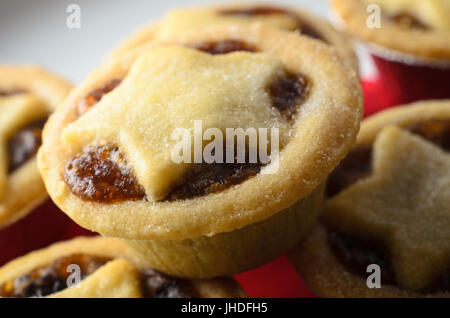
0,65 -> 72,228
0,236 -> 246,298
39,25 -> 362,277
51,259 -> 143,298
357,100 -> 450,144
106,3 -> 358,71
40,25 -> 362,240
331,0 -> 450,61
289,100 -> 450,297
124,183 -> 324,277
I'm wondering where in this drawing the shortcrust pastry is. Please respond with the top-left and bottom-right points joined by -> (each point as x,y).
332,0 -> 450,61
0,65 -> 72,228
0,237 -> 245,298
107,3 -> 358,70
289,100 -> 450,297
38,25 -> 362,278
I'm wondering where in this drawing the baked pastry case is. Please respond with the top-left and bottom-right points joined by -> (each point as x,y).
1,1 -> 449,300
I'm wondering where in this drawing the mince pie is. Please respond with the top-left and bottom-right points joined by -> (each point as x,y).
38,25 -> 363,278
0,65 -> 72,228
332,0 -> 450,62
289,100 -> 450,297
107,3 -> 358,71
0,236 -> 245,298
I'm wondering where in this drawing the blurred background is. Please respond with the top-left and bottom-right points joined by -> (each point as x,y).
0,0 -> 374,83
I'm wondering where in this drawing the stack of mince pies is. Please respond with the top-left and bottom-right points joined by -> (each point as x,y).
0,66 -> 72,229
2,2 -> 368,298
289,100 -> 450,297
0,237 -> 245,298
38,23 -> 362,279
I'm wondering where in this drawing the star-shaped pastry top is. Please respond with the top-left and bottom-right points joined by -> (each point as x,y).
0,94 -> 48,201
156,8 -> 299,42
324,126 -> 450,291
63,46 -> 291,202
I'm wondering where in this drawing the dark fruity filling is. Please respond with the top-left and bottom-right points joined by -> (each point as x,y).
167,160 -> 263,201
66,69 -> 307,203
326,119 -> 450,293
406,119 -> 450,152
191,40 -> 258,55
328,230 -> 450,293
77,79 -> 122,116
268,73 -> 309,120
0,89 -> 25,97
7,118 -> 47,173
65,143 -> 266,202
297,22 -> 326,41
0,254 -> 110,297
140,268 -> 188,298
327,231 -> 395,285
389,12 -> 430,31
219,5 -> 326,42
64,144 -> 145,203
0,254 -> 189,298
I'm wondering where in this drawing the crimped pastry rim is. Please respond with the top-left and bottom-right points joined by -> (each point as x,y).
0,65 -> 72,228
0,236 -> 246,298
38,25 -> 363,240
289,100 -> 450,298
331,0 -> 450,61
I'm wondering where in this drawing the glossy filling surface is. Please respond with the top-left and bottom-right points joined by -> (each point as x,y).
191,40 -> 258,55
326,119 -> 450,292
64,144 -> 145,203
268,73 -> 308,120
167,158 -> 263,201
77,79 -> 122,116
0,254 -> 189,298
219,5 -> 326,41
7,118 -> 47,173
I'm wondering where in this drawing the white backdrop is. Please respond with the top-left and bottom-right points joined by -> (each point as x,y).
0,0 -> 372,83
